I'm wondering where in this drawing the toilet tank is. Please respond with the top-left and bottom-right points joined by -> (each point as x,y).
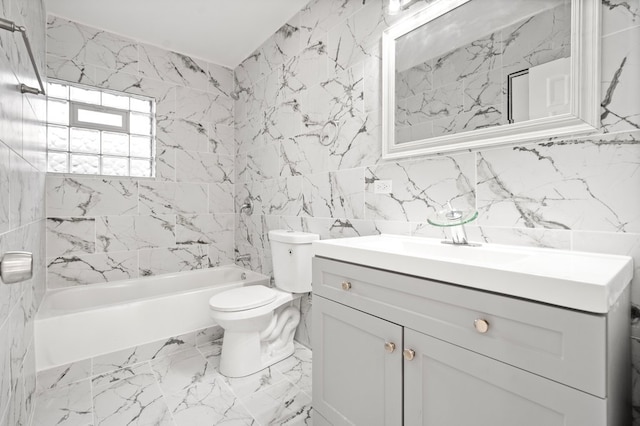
269,230 -> 319,293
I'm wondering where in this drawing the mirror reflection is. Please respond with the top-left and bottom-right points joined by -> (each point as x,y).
394,0 -> 571,144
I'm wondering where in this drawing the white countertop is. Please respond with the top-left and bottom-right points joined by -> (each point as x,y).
312,235 -> 633,313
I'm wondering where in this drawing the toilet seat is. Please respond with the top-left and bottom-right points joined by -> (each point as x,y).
209,285 -> 277,312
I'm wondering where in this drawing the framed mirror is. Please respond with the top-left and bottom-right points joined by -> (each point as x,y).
381,0 -> 600,159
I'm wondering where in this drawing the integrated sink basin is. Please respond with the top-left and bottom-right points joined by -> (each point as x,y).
312,234 -> 633,313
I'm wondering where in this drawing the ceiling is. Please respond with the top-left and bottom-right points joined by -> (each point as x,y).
45,0 -> 309,69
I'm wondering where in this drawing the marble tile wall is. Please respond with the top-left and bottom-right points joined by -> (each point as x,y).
45,16 -> 236,288
232,0 -> 640,419
0,0 -> 47,424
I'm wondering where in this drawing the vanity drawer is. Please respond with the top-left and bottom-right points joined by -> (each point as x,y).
312,256 -> 607,398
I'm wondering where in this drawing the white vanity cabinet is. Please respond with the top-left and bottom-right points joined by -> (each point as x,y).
312,256 -> 630,426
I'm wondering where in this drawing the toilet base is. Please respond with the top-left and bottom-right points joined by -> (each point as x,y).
219,303 -> 301,377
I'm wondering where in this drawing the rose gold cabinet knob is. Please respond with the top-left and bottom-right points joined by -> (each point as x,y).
474,319 -> 490,334
403,348 -> 415,361
341,281 -> 352,291
384,342 -> 396,353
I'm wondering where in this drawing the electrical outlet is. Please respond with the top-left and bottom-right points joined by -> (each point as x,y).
374,180 -> 392,194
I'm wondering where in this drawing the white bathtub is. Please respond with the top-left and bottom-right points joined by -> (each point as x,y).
35,265 -> 269,371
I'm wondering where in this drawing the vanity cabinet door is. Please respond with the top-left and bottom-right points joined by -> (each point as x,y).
403,328 -> 606,426
313,296 -> 403,426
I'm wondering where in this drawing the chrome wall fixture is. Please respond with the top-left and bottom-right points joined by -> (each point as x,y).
240,197 -> 254,215
0,251 -> 33,285
0,17 -> 46,95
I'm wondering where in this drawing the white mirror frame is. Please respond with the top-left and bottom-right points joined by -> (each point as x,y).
381,0 -> 601,159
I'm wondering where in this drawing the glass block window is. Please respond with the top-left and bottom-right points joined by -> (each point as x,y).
46,80 -> 156,177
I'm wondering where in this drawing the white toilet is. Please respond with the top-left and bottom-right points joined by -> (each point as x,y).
208,230 -> 319,377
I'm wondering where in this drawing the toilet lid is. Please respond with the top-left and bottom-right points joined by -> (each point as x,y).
209,285 -> 278,312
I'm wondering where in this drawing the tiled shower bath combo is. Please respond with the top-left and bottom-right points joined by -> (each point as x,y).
0,0 -> 638,424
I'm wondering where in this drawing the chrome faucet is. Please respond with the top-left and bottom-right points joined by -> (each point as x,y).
239,197 -> 253,215
235,253 -> 251,263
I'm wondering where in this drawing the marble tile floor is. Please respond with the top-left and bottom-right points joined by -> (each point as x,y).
30,341 -> 313,426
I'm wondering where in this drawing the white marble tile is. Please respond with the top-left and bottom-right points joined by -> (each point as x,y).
155,144 -> 177,182
326,0 -> 389,74
206,63 -> 234,98
215,364 -> 286,400
365,153 -> 476,222
138,245 -> 209,276
174,86 -> 215,123
5,353 -> 30,426
47,177 -> 138,217
47,16 -> 138,74
274,343 -> 312,396
245,144 -> 280,182
601,26 -> 640,133
197,338 -> 223,360
31,379 -> 92,426
288,35 -> 328,91
280,134 -> 330,177
176,213 -> 233,246
457,225 -> 571,249
150,348 -> 216,396
241,380 -> 312,426
165,379 -> 254,426
139,181 -> 208,215
46,217 -> 95,257
92,332 -> 196,377
93,372 -> 173,426
195,327 -> 224,347
208,95 -> 234,126
299,0 -> 365,47
234,213 -> 276,273
329,110 -> 382,170
96,214 -> 175,252
91,362 -> 153,389
294,294 -> 313,349
0,142 -> 10,234
207,243 -> 235,267
476,134 -> 640,232
234,50 -> 266,92
36,359 -> 92,395
157,118 -> 209,153
208,123 -> 235,157
22,92 -> 47,173
46,251 -> 138,288
46,54 -> 96,85
208,183 -> 235,214
302,169 -> 365,219
262,177 -> 303,216
10,151 -> 43,228
602,0 -> 640,37
263,22 -> 302,71
138,43 -> 209,90
175,151 -> 234,184
0,309 -> 14,421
